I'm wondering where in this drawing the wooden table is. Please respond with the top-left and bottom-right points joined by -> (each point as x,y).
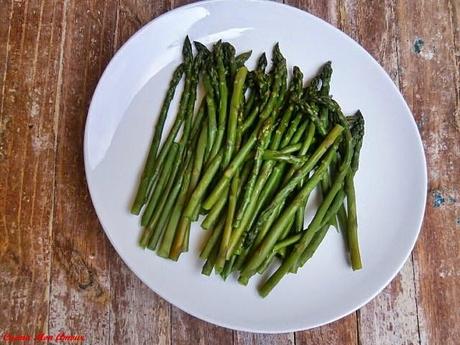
0,0 -> 458,344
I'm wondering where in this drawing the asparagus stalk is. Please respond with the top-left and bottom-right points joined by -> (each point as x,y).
258,44 -> 286,119
294,206 -> 305,233
147,172 -> 185,250
202,242 -> 220,276
130,63 -> 184,214
235,51 -> 252,68
189,123 -> 208,192
297,100 -> 325,136
202,121 -> 263,210
235,117 -> 274,225
216,173 -> 239,271
157,156 -> 194,258
135,37 -> 193,215
295,189 -> 347,270
203,70 -> 217,160
170,151 -> 224,260
256,217 -> 298,275
209,42 -> 228,160
200,218 -> 225,260
319,62 -> 332,128
140,142 -> 180,226
223,42 -> 236,85
221,256 -> 237,280
346,111 -> 365,270
144,146 -> 187,245
201,186 -> 228,229
290,121 -> 308,145
241,105 -> 260,133
279,114 -> 302,148
316,62 -> 338,228
224,66 -> 248,166
190,100 -> 206,145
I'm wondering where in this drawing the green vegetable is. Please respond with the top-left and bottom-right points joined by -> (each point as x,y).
258,111 -> 353,296
209,42 -> 228,160
224,66 -> 248,166
130,63 -> 184,214
140,142 -> 180,226
130,40 -> 365,297
259,124 -> 344,222
346,111 -> 365,270
240,141 -> 341,282
135,37 -> 194,216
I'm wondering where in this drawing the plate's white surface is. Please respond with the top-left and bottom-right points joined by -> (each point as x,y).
84,0 -> 427,333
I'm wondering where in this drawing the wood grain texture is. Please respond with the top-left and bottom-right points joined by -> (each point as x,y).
0,0 -> 63,341
285,0 -> 339,23
234,332 -> 294,345
48,0 -> 117,344
171,307 -> 233,345
394,1 -> 460,344
296,315 -> 358,345
109,254 -> 170,345
0,0 -> 458,344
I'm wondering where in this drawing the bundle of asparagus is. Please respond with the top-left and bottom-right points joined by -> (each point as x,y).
130,37 -> 365,297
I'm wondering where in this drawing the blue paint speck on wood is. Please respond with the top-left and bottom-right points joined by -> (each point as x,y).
413,37 -> 424,54
432,190 -> 445,207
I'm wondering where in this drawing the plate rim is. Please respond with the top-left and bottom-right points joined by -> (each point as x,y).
83,0 -> 428,333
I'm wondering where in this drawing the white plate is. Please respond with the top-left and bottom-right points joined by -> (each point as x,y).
84,0 -> 427,333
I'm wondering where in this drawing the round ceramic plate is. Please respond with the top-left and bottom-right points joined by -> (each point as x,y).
84,0 -> 427,333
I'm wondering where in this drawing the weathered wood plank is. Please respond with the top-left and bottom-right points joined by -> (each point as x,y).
109,255 -> 171,345
48,1 -> 118,344
395,0 -> 460,344
285,0 -> 338,24
234,332 -> 294,345
337,0 -> 399,81
296,315 -> 358,345
114,0 -> 170,51
108,1 -> 171,345
0,0 -> 63,341
337,1 -> 420,344
357,263 -> 419,345
171,306 -> 233,345
0,0 -> 13,114
285,1 -> 358,343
